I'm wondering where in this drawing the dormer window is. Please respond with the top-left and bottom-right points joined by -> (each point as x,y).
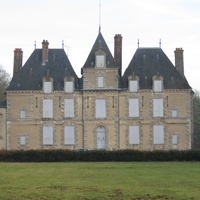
65,81 -> 74,93
43,81 -> 52,93
153,75 -> 163,92
129,80 -> 138,92
95,49 -> 106,68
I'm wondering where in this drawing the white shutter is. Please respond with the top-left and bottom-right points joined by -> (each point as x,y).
129,80 -> 138,92
44,82 -> 52,93
98,77 -> 104,87
96,55 -> 105,67
64,99 -> 74,118
64,126 -> 75,145
43,126 -> 53,145
20,135 -> 26,145
129,126 -> 140,144
172,134 -> 178,144
43,99 -> 53,118
129,98 -> 139,117
153,125 -> 164,144
153,99 -> 163,117
171,110 -> 178,117
95,99 -> 106,118
20,110 -> 26,119
153,80 -> 162,92
65,81 -> 73,93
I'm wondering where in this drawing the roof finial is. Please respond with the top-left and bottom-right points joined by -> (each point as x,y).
34,41 -> 36,49
138,39 -> 139,48
62,40 -> 64,49
99,0 -> 101,33
159,39 -> 161,48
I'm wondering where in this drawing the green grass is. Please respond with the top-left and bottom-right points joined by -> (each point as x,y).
0,162 -> 200,200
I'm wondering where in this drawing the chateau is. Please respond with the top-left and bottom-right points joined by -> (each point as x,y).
0,31 -> 193,150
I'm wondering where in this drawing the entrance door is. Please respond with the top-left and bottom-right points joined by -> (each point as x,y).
96,126 -> 105,149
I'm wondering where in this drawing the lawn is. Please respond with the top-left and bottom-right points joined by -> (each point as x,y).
0,162 -> 200,200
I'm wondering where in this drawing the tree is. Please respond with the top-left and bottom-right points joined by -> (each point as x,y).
0,65 -> 10,101
193,90 -> 200,149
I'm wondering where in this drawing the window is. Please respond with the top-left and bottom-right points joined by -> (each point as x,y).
153,80 -> 162,92
129,126 -> 140,144
172,134 -> 178,144
129,98 -> 139,117
97,77 -> 104,87
153,125 -> 164,144
153,99 -> 163,117
43,126 -> 53,145
20,135 -> 26,145
43,99 -> 53,118
65,81 -> 73,93
96,55 -> 105,67
171,110 -> 178,118
64,126 -> 75,145
95,99 -> 106,118
20,110 -> 26,119
129,80 -> 138,92
44,81 -> 52,93
64,99 -> 74,118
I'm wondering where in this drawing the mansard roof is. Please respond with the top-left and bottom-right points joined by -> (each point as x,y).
7,49 -> 81,91
122,48 -> 191,89
0,100 -> 6,108
82,32 -> 118,70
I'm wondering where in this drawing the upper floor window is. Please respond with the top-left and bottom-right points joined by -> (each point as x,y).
129,80 -> 138,92
44,81 -> 52,93
95,99 -> 106,118
153,99 -> 163,117
64,99 -> 74,118
65,81 -> 74,93
43,99 -> 53,118
153,80 -> 163,92
97,77 -> 104,87
129,98 -> 139,117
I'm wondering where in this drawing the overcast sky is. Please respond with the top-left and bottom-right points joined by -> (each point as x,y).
0,0 -> 199,91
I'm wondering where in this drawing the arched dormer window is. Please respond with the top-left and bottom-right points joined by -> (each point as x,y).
153,75 -> 163,92
43,76 -> 53,94
95,49 -> 106,68
64,76 -> 74,93
128,74 -> 139,92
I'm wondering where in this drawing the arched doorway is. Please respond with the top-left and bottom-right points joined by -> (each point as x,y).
96,126 -> 106,149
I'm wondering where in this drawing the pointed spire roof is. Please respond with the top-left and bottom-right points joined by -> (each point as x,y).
82,32 -> 118,69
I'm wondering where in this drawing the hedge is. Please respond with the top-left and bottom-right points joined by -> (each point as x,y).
0,149 -> 200,162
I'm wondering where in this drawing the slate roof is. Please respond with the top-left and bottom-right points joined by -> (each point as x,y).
82,32 -> 118,70
7,49 -> 80,91
0,100 -> 6,108
122,48 -> 191,89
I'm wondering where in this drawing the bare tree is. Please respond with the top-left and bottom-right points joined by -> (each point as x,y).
0,65 -> 10,101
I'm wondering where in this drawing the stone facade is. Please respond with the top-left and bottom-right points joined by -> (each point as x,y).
1,32 -> 193,150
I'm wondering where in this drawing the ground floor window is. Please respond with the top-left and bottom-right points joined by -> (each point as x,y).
43,126 -> 53,145
96,126 -> 106,149
153,125 -> 164,144
129,126 -> 140,144
64,126 -> 75,145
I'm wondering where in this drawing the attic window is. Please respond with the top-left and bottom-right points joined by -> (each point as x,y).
96,55 -> 105,68
65,81 -> 74,93
129,80 -> 138,92
153,80 -> 163,92
43,81 -> 52,93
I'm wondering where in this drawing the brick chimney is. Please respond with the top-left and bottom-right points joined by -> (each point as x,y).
42,40 -> 49,65
13,48 -> 23,77
114,34 -> 122,76
174,48 -> 184,77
